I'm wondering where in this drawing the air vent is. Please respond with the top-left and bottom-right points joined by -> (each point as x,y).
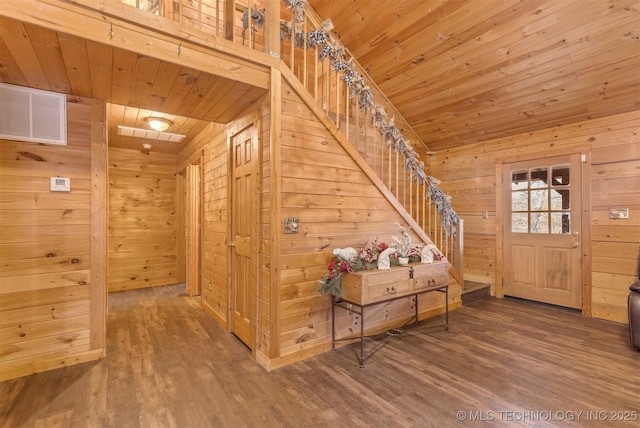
0,83 -> 67,145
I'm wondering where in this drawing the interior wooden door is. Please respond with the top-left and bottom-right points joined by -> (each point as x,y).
229,124 -> 258,348
503,154 -> 583,309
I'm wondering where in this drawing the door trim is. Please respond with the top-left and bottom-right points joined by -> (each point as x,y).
495,147 -> 592,315
186,160 -> 203,297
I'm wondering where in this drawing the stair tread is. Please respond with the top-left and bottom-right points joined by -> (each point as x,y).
462,281 -> 490,294
462,281 -> 490,304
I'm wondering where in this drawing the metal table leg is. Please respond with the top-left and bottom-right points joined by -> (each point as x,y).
331,295 -> 336,351
359,306 -> 365,368
445,285 -> 449,333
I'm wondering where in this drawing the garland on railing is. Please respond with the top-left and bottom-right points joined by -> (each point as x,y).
244,1 -> 460,235
304,17 -> 460,236
241,5 -> 265,42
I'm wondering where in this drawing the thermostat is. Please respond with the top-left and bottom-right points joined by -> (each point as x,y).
50,177 -> 71,192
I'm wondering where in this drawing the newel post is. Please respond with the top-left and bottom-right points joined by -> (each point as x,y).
224,0 -> 235,41
263,0 -> 281,58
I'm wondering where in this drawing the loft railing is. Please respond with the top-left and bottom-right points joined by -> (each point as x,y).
119,0 -> 264,47
118,0 -> 463,275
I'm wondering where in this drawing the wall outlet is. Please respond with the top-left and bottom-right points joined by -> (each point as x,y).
609,208 -> 629,219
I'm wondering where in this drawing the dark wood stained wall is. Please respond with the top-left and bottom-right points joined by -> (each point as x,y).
0,97 -> 106,381
107,148 -> 179,292
428,110 -> 640,323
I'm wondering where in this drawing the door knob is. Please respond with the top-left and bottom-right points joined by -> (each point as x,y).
228,241 -> 236,247
571,242 -> 580,248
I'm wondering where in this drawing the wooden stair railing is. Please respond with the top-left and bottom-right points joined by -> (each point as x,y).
277,2 -> 463,280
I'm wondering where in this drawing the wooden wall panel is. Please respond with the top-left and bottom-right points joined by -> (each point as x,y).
107,147 -> 178,292
428,110 -> 640,323
200,128 -> 231,326
275,82 -> 459,366
177,122 -> 230,326
0,96 -> 105,381
257,94 -> 273,362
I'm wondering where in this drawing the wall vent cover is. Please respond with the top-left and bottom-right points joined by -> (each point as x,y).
0,83 -> 67,145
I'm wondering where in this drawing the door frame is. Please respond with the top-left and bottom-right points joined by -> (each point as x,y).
226,113 -> 261,354
495,147 -> 592,315
186,159 -> 203,296
177,156 -> 204,297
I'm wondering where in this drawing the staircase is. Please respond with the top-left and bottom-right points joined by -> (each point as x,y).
124,0 -> 463,281
462,281 -> 491,304
275,1 -> 464,286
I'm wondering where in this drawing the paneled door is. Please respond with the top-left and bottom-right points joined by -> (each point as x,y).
229,123 -> 258,348
502,154 -> 582,309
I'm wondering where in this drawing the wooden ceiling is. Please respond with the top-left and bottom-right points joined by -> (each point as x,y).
308,0 -> 640,151
1,1 -> 638,154
0,16 -> 267,154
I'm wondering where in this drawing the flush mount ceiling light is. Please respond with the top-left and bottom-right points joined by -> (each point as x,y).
117,125 -> 186,142
145,117 -> 172,132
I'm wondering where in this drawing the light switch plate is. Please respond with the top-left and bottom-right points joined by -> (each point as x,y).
50,177 -> 71,192
609,208 -> 629,219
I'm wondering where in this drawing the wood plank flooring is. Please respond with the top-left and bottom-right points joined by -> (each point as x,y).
1,283 -> 638,427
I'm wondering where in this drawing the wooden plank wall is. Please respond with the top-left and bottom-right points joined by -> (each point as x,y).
200,126 -> 231,326
258,94 -> 273,362
178,122 -> 231,327
0,96 -> 106,381
428,110 -> 640,323
273,81 -> 459,367
172,79 -> 459,369
107,147 -> 179,292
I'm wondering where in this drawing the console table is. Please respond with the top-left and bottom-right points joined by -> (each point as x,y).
331,260 -> 449,367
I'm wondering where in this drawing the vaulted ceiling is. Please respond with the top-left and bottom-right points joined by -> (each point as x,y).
308,0 -> 640,152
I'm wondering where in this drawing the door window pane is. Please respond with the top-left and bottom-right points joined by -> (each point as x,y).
530,190 -> 548,211
512,213 -> 528,233
551,165 -> 570,186
512,170 -> 528,190
512,191 -> 528,211
530,168 -> 548,188
551,213 -> 571,234
531,213 -> 549,233
551,189 -> 570,210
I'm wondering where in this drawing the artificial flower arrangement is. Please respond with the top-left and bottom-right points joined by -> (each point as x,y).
391,223 -> 419,262
319,224 -> 437,296
318,237 -> 389,296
